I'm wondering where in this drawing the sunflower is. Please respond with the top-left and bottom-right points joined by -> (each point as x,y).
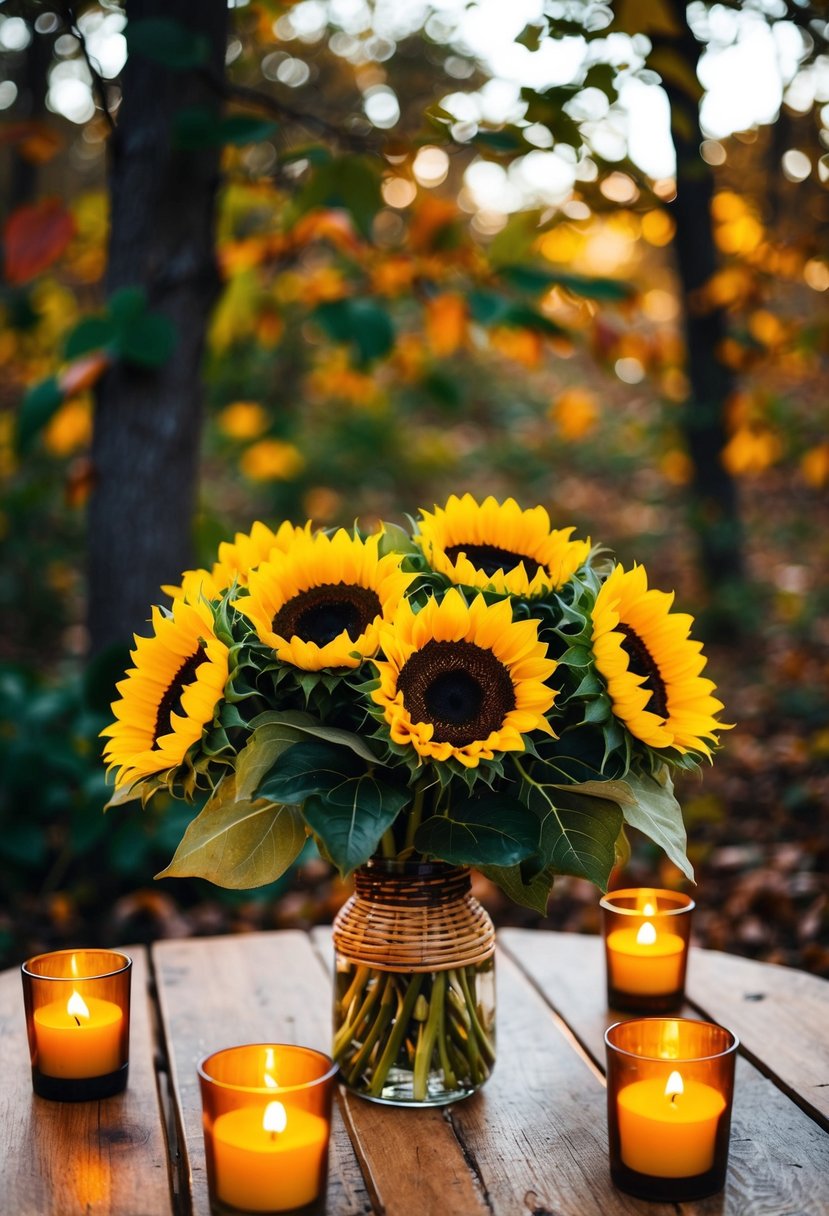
416,493 -> 591,598
101,598 -> 229,790
372,589 -> 558,768
590,564 -> 727,756
234,530 -> 414,670
165,520 -> 310,602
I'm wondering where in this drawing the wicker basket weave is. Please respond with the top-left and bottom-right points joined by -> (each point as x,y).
332,862 -> 496,973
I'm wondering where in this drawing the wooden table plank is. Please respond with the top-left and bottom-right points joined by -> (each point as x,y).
685,946 -> 829,1129
501,929 -> 829,1216
311,927 -> 490,1216
153,931 -> 372,1216
446,948 -> 681,1216
0,946 -> 173,1216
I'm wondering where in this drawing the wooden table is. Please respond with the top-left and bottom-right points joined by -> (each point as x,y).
2,929 -> 827,1216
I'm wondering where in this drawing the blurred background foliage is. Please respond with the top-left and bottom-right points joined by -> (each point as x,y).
1,0 -> 827,973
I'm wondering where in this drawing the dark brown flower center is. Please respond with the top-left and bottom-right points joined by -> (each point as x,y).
444,542 -> 544,581
397,639 -> 516,747
618,624 -> 668,719
153,646 -> 207,745
273,583 -> 382,648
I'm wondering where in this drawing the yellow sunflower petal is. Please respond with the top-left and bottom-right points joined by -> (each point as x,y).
591,563 -> 728,755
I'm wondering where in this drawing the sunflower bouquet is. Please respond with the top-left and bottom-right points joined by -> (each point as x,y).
103,494 -> 728,1102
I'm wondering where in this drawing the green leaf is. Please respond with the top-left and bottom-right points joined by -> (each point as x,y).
173,107 -> 279,150
125,18 -> 211,70
303,774 -> 408,875
16,377 -> 63,454
114,310 -> 177,368
297,156 -> 382,240
415,796 -> 540,868
313,298 -> 394,366
521,764 -> 622,888
251,711 -> 381,764
618,769 -> 693,881
109,286 -> 147,326
258,739 -> 362,803
473,128 -> 527,154
65,315 -> 116,359
479,861 -> 556,914
234,722 -> 307,801
221,115 -> 279,146
499,263 -> 632,301
155,775 -> 306,888
515,22 -> 546,51
377,522 -> 420,559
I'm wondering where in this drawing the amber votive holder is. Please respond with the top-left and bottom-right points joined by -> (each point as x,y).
600,888 -> 694,1012
198,1044 -> 337,1216
21,949 -> 131,1101
605,1017 -> 738,1202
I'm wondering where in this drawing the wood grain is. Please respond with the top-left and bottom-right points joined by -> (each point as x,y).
152,931 -> 373,1216
0,946 -> 172,1216
685,946 -> 829,1129
312,927 -> 490,1216
501,929 -> 829,1216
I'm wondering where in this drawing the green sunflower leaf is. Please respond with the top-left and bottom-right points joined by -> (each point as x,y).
616,768 -> 693,881
518,761 -> 622,888
415,796 -> 540,868
251,715 -> 381,768
234,722 -> 308,800
479,860 -> 557,915
155,775 -> 306,888
302,774 -> 409,874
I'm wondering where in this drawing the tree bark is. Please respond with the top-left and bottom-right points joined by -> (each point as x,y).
88,0 -> 228,655
663,6 -> 745,615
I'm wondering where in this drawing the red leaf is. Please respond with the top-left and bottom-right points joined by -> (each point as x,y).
3,198 -> 76,285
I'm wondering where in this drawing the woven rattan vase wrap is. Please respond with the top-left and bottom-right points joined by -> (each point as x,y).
332,861 -> 496,973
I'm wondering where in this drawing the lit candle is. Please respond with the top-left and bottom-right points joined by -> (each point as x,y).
33,988 -> 123,1079
617,1069 -> 726,1178
212,1098 -> 329,1213
606,919 -> 685,996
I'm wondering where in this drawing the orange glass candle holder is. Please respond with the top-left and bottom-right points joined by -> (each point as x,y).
199,1044 -> 337,1216
21,949 -> 131,1101
605,1017 -> 738,1201
600,888 -> 694,1012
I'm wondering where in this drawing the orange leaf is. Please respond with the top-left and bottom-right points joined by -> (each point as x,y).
0,120 -> 62,164
425,293 -> 467,357
4,198 -> 76,285
58,351 -> 111,397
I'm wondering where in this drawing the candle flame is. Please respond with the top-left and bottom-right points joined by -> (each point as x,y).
263,1101 -> 287,1135
665,1070 -> 684,1099
636,921 -> 657,946
67,990 -> 90,1021
642,901 -> 656,917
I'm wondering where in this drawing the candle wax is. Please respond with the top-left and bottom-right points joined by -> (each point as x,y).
212,1105 -> 328,1213
606,927 -> 684,995
617,1077 -> 726,1177
34,996 -> 123,1078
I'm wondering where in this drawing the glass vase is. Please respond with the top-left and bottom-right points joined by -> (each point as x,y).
332,860 -> 496,1106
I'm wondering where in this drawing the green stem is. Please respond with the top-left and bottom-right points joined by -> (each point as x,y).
367,972 -> 424,1097
380,828 -> 397,858
436,978 -> 456,1091
339,964 -> 369,1014
343,973 -> 395,1082
333,970 -> 382,1058
413,971 -> 444,1101
404,782 -> 427,851
458,965 -> 496,1067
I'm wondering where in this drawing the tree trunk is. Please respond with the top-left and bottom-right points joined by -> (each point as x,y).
663,6 -> 745,619
88,0 -> 228,655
